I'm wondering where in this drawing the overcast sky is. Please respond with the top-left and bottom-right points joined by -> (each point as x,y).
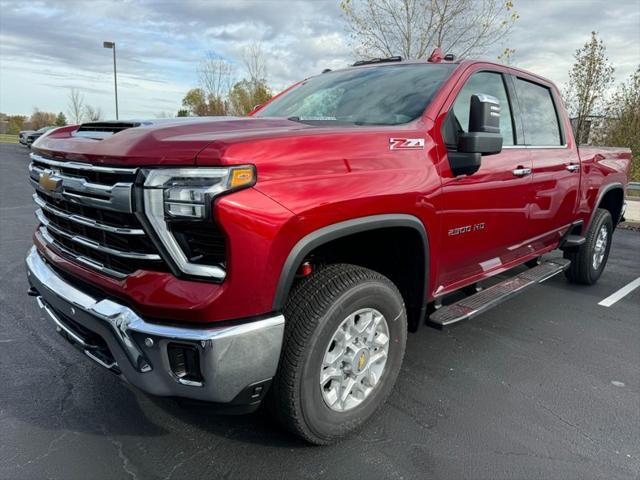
0,0 -> 638,119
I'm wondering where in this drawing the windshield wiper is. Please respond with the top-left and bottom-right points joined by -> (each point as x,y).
353,121 -> 390,126
286,116 -> 360,126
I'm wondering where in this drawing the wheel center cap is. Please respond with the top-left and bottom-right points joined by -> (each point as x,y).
353,348 -> 370,373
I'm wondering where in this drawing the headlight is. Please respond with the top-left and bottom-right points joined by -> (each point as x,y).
142,166 -> 255,280
143,166 -> 255,220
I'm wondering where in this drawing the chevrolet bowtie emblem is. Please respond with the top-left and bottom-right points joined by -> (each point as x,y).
358,352 -> 366,371
39,170 -> 62,193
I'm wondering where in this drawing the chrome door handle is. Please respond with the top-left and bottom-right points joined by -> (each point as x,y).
566,164 -> 580,172
512,167 -> 532,177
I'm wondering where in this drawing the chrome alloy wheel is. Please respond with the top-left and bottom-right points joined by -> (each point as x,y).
320,308 -> 390,412
593,224 -> 608,270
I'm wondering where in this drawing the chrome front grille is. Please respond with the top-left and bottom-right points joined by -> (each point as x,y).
29,153 -> 165,278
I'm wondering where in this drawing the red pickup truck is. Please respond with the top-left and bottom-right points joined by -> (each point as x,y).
26,54 -> 631,444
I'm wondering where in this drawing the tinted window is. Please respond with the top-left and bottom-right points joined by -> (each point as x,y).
514,78 -> 561,145
255,64 -> 455,126
452,71 -> 514,146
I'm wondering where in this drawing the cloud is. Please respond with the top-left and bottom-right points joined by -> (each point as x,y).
0,0 -> 638,118
500,0 -> 640,87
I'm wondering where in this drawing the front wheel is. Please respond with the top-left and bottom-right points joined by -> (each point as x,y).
564,208 -> 613,285
268,264 -> 407,445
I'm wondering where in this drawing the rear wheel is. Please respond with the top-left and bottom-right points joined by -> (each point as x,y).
268,263 -> 407,445
564,208 -> 613,285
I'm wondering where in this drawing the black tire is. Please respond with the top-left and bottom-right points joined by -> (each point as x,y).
268,263 -> 407,445
564,208 -> 613,285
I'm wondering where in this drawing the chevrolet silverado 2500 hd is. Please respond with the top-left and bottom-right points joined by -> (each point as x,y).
26,53 -> 631,444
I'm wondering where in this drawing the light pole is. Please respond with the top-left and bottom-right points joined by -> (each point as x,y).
103,41 -> 119,120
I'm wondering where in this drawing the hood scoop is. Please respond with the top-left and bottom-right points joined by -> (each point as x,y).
73,121 -> 144,139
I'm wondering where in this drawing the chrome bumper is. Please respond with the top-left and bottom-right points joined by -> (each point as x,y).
26,247 -> 284,405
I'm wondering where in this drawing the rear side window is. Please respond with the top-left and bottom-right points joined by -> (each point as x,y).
452,71 -> 515,146
514,78 -> 562,146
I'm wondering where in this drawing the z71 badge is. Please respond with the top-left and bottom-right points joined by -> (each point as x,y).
389,138 -> 425,150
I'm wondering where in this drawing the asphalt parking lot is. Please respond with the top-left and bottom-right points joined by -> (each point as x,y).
1,143 -> 638,480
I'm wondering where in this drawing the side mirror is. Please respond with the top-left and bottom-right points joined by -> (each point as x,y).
447,94 -> 503,177
458,94 -> 503,155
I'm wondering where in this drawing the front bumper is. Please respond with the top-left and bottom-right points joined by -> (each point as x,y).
26,246 -> 284,406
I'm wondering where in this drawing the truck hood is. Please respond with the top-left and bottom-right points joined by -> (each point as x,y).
33,117 -> 313,166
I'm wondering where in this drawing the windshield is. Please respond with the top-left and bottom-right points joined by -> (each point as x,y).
255,63 -> 455,126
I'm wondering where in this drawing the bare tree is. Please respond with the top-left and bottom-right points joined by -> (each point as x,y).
29,108 -> 57,130
242,42 -> 267,83
67,88 -> 85,124
340,0 -> 519,60
198,52 -> 235,101
84,105 -> 103,122
228,42 -> 272,116
564,31 -> 615,144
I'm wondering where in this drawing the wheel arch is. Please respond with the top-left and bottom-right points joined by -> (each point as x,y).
589,182 -> 625,231
272,214 -> 429,332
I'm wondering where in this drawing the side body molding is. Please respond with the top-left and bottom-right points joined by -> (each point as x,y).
272,214 -> 430,326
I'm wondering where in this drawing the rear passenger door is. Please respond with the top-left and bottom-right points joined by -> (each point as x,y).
512,77 -> 581,250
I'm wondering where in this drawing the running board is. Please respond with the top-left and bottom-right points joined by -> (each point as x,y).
428,259 -> 571,327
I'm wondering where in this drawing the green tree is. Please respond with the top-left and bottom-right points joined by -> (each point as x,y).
340,0 -> 519,60
602,67 -> 640,181
564,31 -> 615,144
229,79 -> 272,116
55,112 -> 67,126
182,88 -> 209,116
181,88 -> 229,116
176,109 -> 190,117
6,115 -> 27,134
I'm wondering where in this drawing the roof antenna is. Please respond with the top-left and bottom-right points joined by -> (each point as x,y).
428,48 -> 444,63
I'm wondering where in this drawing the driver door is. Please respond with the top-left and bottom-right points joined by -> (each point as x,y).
435,70 -> 533,294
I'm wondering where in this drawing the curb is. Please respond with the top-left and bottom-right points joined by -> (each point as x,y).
619,222 -> 640,232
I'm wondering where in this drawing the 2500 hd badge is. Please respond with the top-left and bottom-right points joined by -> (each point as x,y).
449,223 -> 486,236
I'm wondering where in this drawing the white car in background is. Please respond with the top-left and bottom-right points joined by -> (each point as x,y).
19,130 -> 35,145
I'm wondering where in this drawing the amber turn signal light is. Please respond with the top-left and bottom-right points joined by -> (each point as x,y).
229,167 -> 256,189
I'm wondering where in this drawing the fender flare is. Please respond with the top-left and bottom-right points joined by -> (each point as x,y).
272,214 -> 430,324
587,182 -> 624,230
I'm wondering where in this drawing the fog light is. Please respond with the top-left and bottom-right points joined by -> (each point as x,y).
167,343 -> 203,385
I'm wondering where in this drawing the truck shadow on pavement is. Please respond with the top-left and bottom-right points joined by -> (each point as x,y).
142,394 -> 309,448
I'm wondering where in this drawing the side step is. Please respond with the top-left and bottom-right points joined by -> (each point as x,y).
428,259 -> 571,327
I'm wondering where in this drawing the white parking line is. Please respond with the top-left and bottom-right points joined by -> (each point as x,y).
598,277 -> 640,307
